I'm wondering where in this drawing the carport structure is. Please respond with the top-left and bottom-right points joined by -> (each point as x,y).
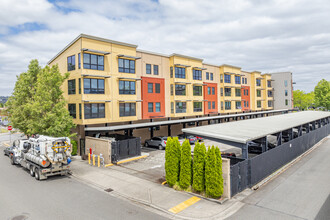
182,111 -> 330,159
84,109 -> 291,138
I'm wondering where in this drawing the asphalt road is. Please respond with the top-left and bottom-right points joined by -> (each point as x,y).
227,136 -> 330,220
0,134 -> 168,220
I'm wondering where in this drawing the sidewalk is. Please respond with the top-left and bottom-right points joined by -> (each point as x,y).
69,157 -> 248,220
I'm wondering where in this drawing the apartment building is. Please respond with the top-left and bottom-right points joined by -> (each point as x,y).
270,72 -> 293,110
48,34 -> 274,143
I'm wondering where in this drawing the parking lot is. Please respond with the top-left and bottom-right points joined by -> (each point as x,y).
113,139 -> 242,184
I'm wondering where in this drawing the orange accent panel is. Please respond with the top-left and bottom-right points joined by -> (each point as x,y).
241,85 -> 250,111
203,82 -> 218,114
141,77 -> 165,119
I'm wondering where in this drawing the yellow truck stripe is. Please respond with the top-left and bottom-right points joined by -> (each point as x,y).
168,196 -> 201,214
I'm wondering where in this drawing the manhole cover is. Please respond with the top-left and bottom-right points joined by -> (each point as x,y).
104,188 -> 113,192
11,214 -> 29,220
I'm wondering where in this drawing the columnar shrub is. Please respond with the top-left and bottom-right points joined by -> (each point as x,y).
165,137 -> 179,187
205,146 -> 219,198
214,147 -> 224,197
179,139 -> 192,189
193,142 -> 206,192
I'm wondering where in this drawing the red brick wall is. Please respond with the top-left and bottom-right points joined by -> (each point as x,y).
203,82 -> 218,114
141,77 -> 165,119
241,85 -> 250,111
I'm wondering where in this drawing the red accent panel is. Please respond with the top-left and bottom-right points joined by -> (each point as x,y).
203,82 -> 218,114
241,85 -> 250,111
141,77 -> 165,119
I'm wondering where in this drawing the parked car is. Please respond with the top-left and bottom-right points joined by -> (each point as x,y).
178,134 -> 197,145
221,152 -> 236,157
3,146 -> 14,156
144,136 -> 168,150
195,136 -> 204,142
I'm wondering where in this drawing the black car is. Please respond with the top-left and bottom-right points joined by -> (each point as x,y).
3,146 -> 14,156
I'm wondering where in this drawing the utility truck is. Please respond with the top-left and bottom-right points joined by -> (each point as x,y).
9,135 -> 72,180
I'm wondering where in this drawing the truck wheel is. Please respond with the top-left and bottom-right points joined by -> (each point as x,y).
29,166 -> 35,177
10,155 -> 15,165
34,168 -> 40,181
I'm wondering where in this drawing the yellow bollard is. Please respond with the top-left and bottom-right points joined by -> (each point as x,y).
93,155 -> 95,166
88,153 -> 91,165
98,155 -> 100,167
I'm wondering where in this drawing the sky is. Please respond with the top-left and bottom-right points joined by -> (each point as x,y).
0,0 -> 329,96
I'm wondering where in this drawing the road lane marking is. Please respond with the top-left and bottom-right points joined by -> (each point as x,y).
116,155 -> 148,164
168,196 -> 201,214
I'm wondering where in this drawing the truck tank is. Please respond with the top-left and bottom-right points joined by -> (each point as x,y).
25,153 -> 50,168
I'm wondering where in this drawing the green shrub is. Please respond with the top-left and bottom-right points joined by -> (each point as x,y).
71,140 -> 77,156
179,139 -> 191,189
214,147 -> 224,197
193,142 -> 206,192
205,146 -> 219,198
165,137 -> 181,187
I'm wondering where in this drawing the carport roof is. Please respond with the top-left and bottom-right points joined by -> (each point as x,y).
182,111 -> 330,144
85,109 -> 290,132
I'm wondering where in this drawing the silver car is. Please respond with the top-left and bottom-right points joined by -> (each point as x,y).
144,136 -> 168,150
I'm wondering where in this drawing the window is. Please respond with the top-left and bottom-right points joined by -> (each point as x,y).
285,99 -> 288,106
246,89 -> 249,96
193,69 -> 202,80
146,64 -> 151,74
225,88 -> 231,96
155,83 -> 160,93
236,101 -> 241,109
119,80 -> 135,94
67,55 -> 75,71
243,101 -> 246,107
268,101 -> 273,107
84,78 -> 105,94
284,80 -> 288,87
171,102 -> 174,113
221,101 -> 224,110
79,103 -> 82,119
83,53 -> 104,70
256,79 -> 261,86
119,103 -> 136,117
268,90 -> 273,97
235,88 -> 241,97
247,101 -> 249,107
267,80 -> 271,87
285,90 -> 288,96
257,90 -> 261,97
206,72 -> 209,80
175,84 -> 186,96
79,78 -> 81,94
170,84 -> 173,96
68,79 -> 76,95
257,101 -> 261,108
148,83 -> 153,93
220,88 -> 223,96
193,102 -> 202,112
210,73 -> 214,81
78,53 -> 81,69
220,74 -> 223,83
243,89 -> 246,96
235,76 -> 241,84
175,67 -> 185,79
207,87 -> 210,95
212,87 -> 215,95
155,102 -> 161,112
208,101 -> 211,109
154,65 -> 159,75
68,104 -> 76,119
245,78 -> 247,84
84,103 -> 105,119
225,101 -> 231,110
212,101 -> 215,109
176,102 -> 186,113
193,86 -> 202,96
118,58 -> 135,73
148,103 -> 153,112
170,67 -> 173,78
224,74 -> 231,83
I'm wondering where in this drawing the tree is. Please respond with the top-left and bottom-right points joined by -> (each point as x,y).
6,60 -> 75,137
0,103 -> 3,108
293,90 -> 314,110
179,139 -> 191,189
193,142 -> 206,192
214,147 -> 224,197
165,137 -> 181,187
205,146 -> 222,198
314,79 -> 330,110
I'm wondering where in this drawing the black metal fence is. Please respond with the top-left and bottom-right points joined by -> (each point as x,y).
230,123 -> 330,197
110,134 -> 141,163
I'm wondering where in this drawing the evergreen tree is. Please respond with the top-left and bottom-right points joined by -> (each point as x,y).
179,139 -> 191,189
215,147 -> 224,197
193,142 -> 206,192
205,146 -> 219,198
165,137 -> 181,187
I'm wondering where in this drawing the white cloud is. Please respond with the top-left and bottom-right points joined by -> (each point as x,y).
0,0 -> 329,96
